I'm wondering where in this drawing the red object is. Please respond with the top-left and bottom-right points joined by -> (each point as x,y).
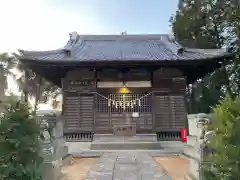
181,128 -> 187,143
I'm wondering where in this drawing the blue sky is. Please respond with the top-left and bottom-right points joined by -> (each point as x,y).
0,0 -> 178,52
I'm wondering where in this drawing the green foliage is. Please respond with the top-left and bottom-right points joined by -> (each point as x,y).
0,52 -> 61,110
171,0 -> 240,113
202,95 -> 240,179
0,53 -> 17,95
0,101 -> 44,180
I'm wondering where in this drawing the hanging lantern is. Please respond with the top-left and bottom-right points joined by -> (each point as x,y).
138,99 -> 141,106
127,102 -> 130,106
119,87 -> 129,94
108,100 -> 111,106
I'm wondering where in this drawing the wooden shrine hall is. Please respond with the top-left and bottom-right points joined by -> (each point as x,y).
16,32 -> 230,141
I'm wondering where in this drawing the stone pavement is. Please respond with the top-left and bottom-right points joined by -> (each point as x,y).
85,152 -> 172,180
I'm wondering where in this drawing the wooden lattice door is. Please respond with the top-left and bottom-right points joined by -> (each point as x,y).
95,93 -> 153,133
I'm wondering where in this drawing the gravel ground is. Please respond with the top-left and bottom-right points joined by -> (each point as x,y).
61,158 -> 98,180
154,156 -> 190,180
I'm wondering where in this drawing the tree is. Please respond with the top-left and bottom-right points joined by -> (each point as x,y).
171,0 -> 240,113
0,100 -> 44,180
202,95 -> 240,179
14,61 -> 61,112
0,53 -> 17,100
0,53 -> 61,112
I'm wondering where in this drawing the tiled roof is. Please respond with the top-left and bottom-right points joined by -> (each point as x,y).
17,34 -> 229,62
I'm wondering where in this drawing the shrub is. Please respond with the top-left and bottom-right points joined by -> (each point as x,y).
0,101 -> 44,180
202,95 -> 240,179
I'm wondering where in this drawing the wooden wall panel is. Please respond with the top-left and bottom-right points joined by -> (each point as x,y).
63,68 -> 96,92
172,77 -> 186,92
169,95 -> 186,128
97,69 -> 122,81
124,69 -> 151,81
63,92 -> 95,134
154,95 -> 171,130
63,92 -> 81,133
79,94 -> 94,131
154,94 -> 187,132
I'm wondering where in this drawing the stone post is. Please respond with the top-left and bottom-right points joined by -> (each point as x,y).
185,113 -> 211,180
38,114 -> 68,180
51,115 -> 68,162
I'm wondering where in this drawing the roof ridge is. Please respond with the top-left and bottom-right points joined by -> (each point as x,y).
185,48 -> 227,55
160,36 -> 184,56
78,34 -> 168,41
18,49 -> 63,56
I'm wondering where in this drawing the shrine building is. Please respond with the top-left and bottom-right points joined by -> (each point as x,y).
16,32 -> 230,141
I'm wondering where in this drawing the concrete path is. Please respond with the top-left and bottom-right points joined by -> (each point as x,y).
84,152 -> 172,180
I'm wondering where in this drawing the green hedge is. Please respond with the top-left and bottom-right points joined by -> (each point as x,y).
0,101 -> 44,180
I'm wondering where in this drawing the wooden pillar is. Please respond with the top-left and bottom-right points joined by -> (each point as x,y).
93,68 -> 97,132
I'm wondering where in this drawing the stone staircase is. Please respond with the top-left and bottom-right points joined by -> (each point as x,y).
91,141 -> 164,150
89,134 -> 186,152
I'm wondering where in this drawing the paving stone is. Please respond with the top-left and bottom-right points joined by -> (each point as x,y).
85,152 -> 172,180
115,166 -> 138,171
141,175 -> 172,180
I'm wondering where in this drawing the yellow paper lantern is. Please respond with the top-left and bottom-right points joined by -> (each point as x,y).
119,87 -> 129,94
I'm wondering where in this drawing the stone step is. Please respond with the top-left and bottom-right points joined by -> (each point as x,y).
93,133 -> 157,142
71,149 -> 184,158
91,141 -> 186,150
91,141 -> 161,150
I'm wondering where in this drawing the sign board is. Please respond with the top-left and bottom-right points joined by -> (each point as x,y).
132,112 -> 139,118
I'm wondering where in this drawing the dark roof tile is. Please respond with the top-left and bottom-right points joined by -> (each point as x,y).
17,34 -> 230,62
